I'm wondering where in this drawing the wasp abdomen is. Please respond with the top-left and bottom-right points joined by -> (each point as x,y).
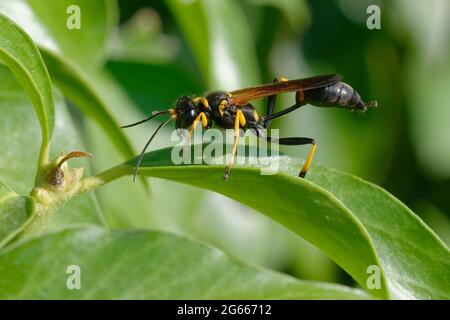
303,82 -> 376,111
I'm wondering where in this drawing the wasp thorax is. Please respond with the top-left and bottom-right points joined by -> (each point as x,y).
175,96 -> 198,128
206,91 -> 230,114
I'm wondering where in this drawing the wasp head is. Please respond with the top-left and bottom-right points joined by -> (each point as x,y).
174,96 -> 198,128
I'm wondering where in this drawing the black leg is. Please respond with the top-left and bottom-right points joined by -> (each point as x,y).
261,103 -> 300,124
255,129 -> 316,178
264,77 -> 289,128
261,91 -> 307,126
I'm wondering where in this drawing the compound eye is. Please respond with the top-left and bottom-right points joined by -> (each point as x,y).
187,108 -> 196,119
175,97 -> 199,128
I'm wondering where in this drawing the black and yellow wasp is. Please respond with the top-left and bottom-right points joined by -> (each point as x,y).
122,74 -> 377,181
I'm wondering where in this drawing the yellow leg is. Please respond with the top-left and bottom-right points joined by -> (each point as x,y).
299,142 -> 316,178
188,112 -> 208,138
192,97 -> 209,109
223,110 -> 246,181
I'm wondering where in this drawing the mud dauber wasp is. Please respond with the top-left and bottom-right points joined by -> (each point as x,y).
122,74 -> 377,181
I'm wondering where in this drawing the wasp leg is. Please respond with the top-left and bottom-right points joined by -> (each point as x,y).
193,97 -> 210,109
223,110 -> 246,181
298,139 -> 316,178
261,103 -> 300,124
188,112 -> 208,139
258,133 -> 316,178
261,91 -> 308,125
264,77 -> 289,128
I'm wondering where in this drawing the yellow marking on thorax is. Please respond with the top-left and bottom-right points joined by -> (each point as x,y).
218,99 -> 227,117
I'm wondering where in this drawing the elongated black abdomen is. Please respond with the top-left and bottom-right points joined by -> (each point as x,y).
302,81 -> 376,111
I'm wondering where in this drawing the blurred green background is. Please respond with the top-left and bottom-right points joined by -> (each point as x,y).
4,0 -> 450,288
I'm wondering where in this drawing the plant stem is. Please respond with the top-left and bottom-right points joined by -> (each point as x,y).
79,164 -> 130,194
36,141 -> 50,177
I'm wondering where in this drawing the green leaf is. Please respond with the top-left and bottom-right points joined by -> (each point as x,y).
96,146 -> 387,298
0,180 -> 35,248
0,13 -> 54,164
39,48 -> 146,190
97,145 -> 450,299
309,167 -> 450,300
0,226 -> 370,299
167,0 -> 260,89
0,65 -> 105,230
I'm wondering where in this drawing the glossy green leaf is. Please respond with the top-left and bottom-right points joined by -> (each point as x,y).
0,226 -> 370,299
100,145 -> 450,299
99,146 -> 387,299
0,13 -> 54,163
308,167 -> 450,300
0,180 -> 35,248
